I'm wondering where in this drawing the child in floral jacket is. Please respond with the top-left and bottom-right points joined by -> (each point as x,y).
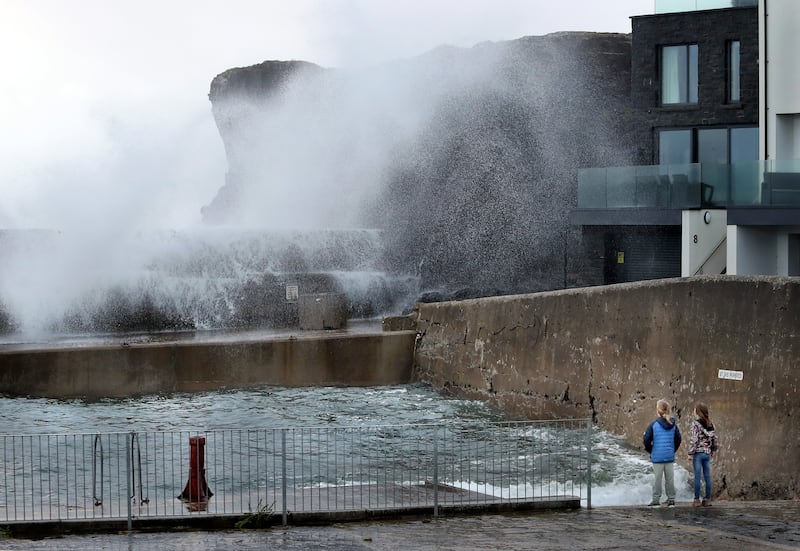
688,402 -> 718,506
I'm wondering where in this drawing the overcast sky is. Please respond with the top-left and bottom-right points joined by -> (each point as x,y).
0,0 -> 650,229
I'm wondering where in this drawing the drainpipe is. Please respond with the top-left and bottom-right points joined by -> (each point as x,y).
763,0 -> 769,160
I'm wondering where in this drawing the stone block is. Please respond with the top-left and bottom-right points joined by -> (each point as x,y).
382,314 -> 415,332
299,293 -> 347,330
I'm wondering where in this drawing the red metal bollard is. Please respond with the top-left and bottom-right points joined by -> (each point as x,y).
179,436 -> 213,502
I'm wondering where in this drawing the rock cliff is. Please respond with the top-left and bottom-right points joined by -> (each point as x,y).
205,32 -> 635,304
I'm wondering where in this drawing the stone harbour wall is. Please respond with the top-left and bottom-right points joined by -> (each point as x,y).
412,276 -> 800,500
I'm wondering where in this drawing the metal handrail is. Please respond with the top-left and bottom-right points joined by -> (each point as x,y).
130,432 -> 149,505
92,434 -> 103,506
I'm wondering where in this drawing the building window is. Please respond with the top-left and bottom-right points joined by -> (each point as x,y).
661,44 -> 698,105
698,128 -> 729,164
658,126 -> 758,206
658,126 -> 757,164
728,40 -> 741,103
659,129 -> 692,164
730,127 -> 758,161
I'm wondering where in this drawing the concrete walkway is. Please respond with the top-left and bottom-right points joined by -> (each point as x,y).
1,501 -> 798,550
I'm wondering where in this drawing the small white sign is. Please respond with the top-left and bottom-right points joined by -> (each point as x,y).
718,369 -> 743,381
285,285 -> 299,301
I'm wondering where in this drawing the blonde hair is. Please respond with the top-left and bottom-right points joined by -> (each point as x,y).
657,399 -> 673,424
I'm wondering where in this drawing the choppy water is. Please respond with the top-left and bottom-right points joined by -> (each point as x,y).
0,383 -> 693,505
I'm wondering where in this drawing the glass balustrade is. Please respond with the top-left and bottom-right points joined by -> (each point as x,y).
577,160 -> 800,209
654,0 -> 757,15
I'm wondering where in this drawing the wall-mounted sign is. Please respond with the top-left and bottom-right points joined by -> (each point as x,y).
285,285 -> 299,301
617,251 -> 625,264
718,369 -> 743,381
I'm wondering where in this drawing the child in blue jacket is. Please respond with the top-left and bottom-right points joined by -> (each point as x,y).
643,399 -> 682,506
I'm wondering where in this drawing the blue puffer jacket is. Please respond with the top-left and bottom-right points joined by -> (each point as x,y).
643,416 -> 682,463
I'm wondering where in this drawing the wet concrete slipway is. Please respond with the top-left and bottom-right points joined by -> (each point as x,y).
0,501 -> 798,550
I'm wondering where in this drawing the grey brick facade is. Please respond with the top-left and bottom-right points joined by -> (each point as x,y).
630,7 -> 758,164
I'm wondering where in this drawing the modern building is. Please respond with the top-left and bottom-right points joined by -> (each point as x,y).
730,0 -> 800,275
571,0 -> 799,283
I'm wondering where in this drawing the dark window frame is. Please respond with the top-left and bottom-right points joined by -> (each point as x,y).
727,39 -> 741,104
660,43 -> 699,106
657,125 -> 758,164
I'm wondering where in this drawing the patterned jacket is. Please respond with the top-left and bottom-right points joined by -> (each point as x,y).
689,419 -> 717,455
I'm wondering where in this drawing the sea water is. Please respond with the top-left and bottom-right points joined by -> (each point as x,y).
0,383 -> 693,506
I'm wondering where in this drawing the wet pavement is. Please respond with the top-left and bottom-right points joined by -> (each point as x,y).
1,501 -> 798,550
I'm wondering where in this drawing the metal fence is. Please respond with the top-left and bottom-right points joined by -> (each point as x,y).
0,419 -> 592,527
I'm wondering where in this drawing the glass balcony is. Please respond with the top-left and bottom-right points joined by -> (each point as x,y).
577,160 -> 800,209
654,0 -> 757,14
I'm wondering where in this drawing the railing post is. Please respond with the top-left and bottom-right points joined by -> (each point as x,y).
92,434 -> 103,507
130,433 -> 149,505
281,429 -> 287,526
433,433 -> 439,518
586,418 -> 592,510
126,433 -> 132,531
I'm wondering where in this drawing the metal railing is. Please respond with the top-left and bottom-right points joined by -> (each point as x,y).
0,419 -> 592,527
654,0 -> 757,14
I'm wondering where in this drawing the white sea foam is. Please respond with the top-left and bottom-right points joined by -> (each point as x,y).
588,430 -> 694,506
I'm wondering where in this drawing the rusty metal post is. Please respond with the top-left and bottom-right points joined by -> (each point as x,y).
179,435 -> 213,503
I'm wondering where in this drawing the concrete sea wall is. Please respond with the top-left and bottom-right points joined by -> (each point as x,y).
411,276 -> 800,500
0,331 -> 416,399
2,276 -> 797,500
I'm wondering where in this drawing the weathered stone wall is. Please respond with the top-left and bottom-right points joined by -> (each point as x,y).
412,276 -> 800,500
